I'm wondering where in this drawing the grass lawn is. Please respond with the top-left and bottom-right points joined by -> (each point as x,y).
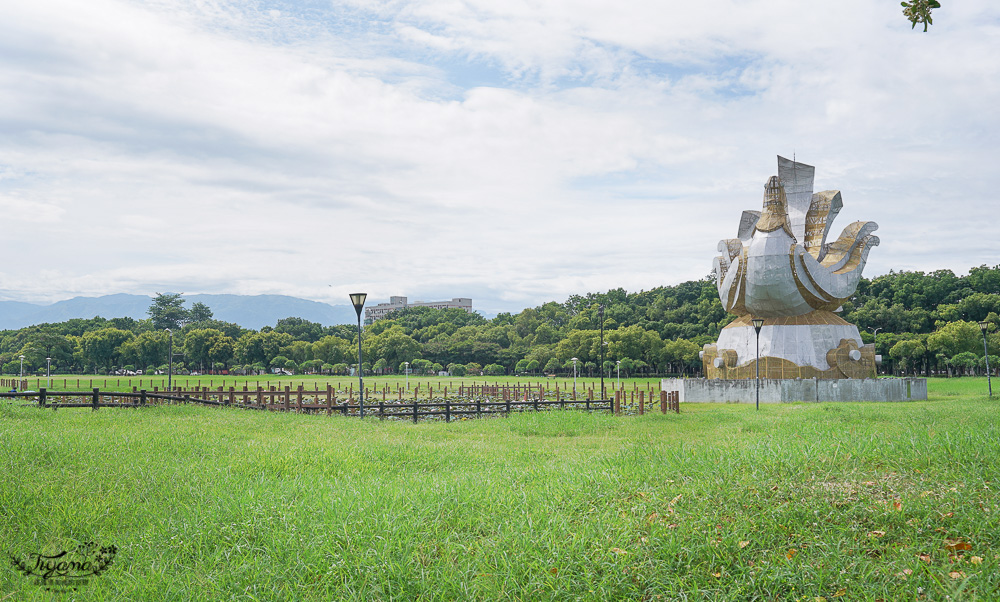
1,378 -> 998,600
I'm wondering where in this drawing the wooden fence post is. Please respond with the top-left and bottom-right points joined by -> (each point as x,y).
39,388 -> 46,408
660,391 -> 667,414
92,388 -> 99,411
140,389 -> 147,407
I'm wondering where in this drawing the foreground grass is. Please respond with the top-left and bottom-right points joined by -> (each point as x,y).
2,382 -> 998,600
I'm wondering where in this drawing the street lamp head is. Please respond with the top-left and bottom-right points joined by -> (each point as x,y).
979,321 -> 990,334
19,355 -> 24,360
350,293 -> 367,317
751,318 -> 765,334
616,360 -> 621,365
571,357 -> 578,362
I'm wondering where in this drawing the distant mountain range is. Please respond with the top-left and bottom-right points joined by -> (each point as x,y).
0,294 -> 358,330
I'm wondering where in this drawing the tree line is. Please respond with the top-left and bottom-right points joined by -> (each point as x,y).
2,265 -> 998,378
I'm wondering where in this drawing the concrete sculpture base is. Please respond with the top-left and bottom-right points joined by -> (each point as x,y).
702,311 -> 878,379
662,377 -> 926,404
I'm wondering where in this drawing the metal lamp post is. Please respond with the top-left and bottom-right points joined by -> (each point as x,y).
19,355 -> 24,379
46,357 -> 51,389
571,357 -> 578,400
350,293 -> 367,418
599,305 -> 605,401
616,360 -> 621,392
752,318 -> 764,411
979,321 -> 993,398
404,361 -> 410,390
869,327 -> 882,375
166,329 -> 173,392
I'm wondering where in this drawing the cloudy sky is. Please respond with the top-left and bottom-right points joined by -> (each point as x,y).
1,1 -> 998,316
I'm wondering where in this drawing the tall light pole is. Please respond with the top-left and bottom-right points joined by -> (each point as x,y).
616,360 -> 621,391
19,355 -> 24,379
752,318 -> 764,411
350,293 -> 367,418
46,357 -> 51,389
599,305 -> 605,401
404,361 -> 410,390
571,357 -> 578,400
869,326 -> 882,375
166,329 -> 173,392
979,321 -> 993,398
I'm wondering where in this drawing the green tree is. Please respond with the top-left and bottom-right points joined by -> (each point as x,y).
889,338 -> 927,376
184,328 -> 233,372
311,335 -> 352,365
274,317 -> 325,342
187,302 -> 214,323
363,325 -> 421,371
235,331 -> 294,366
148,293 -> 189,330
120,331 -> 170,370
483,363 -> 505,376
81,327 -> 134,370
927,321 -> 981,374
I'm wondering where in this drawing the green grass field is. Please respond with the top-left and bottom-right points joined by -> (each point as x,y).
2,378 -> 998,600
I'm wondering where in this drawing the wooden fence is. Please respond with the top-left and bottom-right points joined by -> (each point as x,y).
2,387 -> 680,422
6,377 -> 665,403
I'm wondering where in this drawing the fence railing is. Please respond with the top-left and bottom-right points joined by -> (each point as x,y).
2,387 -> 680,422
4,377 -> 667,405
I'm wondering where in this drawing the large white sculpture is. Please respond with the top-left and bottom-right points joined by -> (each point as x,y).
703,156 -> 880,379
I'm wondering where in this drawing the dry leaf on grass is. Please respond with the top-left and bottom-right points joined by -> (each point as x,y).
739,540 -> 750,548
786,548 -> 798,560
944,539 -> 972,552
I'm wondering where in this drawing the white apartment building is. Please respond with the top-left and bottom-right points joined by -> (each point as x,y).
364,296 -> 473,324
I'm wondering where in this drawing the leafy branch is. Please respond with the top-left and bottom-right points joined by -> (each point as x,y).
902,0 -> 941,32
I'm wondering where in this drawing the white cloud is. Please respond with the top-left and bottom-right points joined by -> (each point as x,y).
0,0 -> 998,316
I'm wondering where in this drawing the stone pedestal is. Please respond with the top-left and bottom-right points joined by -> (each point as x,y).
662,377 -> 926,403
701,311 -> 877,379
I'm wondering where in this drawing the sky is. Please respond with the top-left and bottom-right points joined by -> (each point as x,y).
1,1 -> 998,317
